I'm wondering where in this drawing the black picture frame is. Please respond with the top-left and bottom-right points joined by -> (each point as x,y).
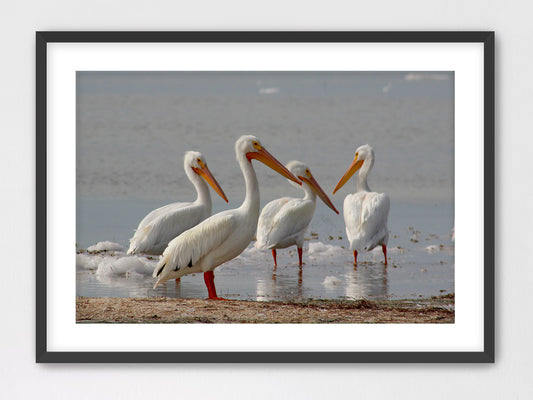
36,31 -> 495,363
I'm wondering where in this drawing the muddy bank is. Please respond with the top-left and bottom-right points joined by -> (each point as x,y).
76,294 -> 454,324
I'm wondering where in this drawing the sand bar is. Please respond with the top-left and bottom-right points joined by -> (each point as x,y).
76,294 -> 454,324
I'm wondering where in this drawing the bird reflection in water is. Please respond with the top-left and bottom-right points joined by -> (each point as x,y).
257,265 -> 304,301
150,273 -> 208,299
343,262 -> 388,300
271,266 -> 303,286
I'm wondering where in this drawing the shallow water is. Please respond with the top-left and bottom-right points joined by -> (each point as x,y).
77,255 -> 453,301
76,71 -> 454,301
76,199 -> 454,300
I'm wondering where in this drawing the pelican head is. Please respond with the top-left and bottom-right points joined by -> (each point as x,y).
286,160 -> 339,214
184,151 -> 228,202
333,144 -> 375,194
235,135 -> 301,185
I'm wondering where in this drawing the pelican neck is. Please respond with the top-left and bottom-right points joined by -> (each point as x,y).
302,183 -> 317,202
238,156 -> 260,214
189,169 -> 212,209
356,159 -> 373,193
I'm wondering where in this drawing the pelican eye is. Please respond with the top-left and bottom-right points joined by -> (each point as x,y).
252,141 -> 261,150
305,169 -> 311,177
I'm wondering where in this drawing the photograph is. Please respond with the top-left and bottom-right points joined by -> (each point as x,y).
75,70 -> 455,324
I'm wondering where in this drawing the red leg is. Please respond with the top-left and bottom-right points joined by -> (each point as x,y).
353,250 -> 358,265
203,271 -> 226,300
271,249 -> 277,267
382,244 -> 387,265
297,247 -> 303,267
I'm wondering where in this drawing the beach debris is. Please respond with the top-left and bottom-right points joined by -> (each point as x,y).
408,226 -> 421,243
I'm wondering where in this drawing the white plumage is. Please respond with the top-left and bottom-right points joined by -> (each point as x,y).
256,161 -> 339,266
333,144 -> 390,265
127,151 -> 227,255
343,191 -> 390,253
153,135 -> 301,299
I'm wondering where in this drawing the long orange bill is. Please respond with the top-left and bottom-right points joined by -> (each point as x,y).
332,158 -> 364,194
247,148 -> 301,185
193,165 -> 229,202
299,175 -> 339,214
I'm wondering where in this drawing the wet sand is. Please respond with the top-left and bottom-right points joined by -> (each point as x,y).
76,294 -> 454,324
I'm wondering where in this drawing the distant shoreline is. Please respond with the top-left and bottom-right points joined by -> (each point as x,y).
76,295 -> 454,324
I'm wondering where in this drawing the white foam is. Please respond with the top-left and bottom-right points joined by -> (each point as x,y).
404,72 -> 450,81
95,255 -> 156,277
425,245 -> 440,253
258,87 -> 280,94
323,276 -> 341,287
87,241 -> 124,252
76,253 -> 104,270
308,242 -> 341,255
387,246 -> 407,254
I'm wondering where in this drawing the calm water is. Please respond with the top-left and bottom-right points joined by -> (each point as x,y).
76,71 -> 454,300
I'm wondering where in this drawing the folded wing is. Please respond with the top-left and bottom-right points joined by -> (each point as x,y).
128,202 -> 203,255
153,213 -> 236,283
257,198 -> 313,249
344,192 -> 390,251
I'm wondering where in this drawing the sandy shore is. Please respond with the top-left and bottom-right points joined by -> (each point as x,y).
76,294 -> 454,323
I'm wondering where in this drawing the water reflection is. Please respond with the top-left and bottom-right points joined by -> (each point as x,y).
254,261 -> 390,301
271,266 -> 303,286
343,263 -> 388,299
256,267 -> 304,301
77,270 -> 154,298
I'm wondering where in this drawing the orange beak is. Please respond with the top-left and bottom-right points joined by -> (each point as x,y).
193,165 -> 229,202
332,157 -> 364,194
247,148 -> 301,185
299,174 -> 339,214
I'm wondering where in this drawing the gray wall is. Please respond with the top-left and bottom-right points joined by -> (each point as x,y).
2,1 -> 530,398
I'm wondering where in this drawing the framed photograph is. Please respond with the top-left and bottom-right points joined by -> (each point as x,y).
36,31 -> 494,363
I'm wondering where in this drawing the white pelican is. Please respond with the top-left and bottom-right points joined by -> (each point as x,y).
255,160 -> 339,267
127,151 -> 228,256
333,144 -> 390,265
153,135 -> 301,299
